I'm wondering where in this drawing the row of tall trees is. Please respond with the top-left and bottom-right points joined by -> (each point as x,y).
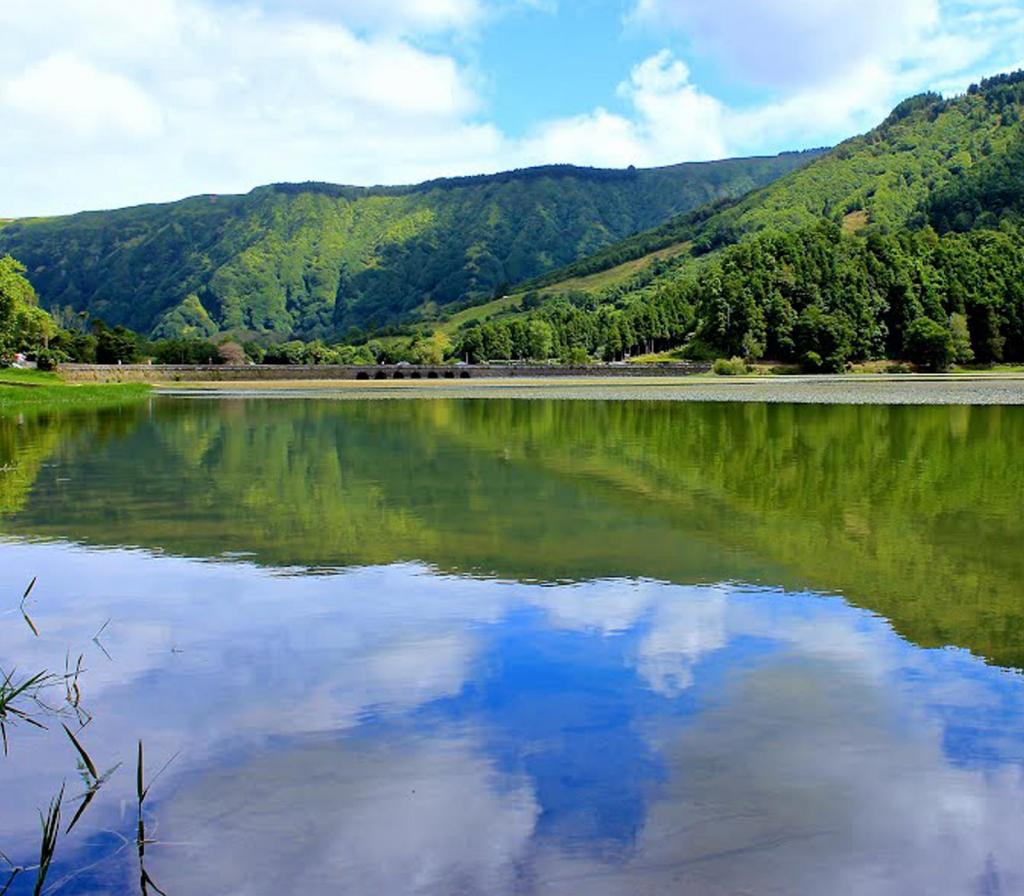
687,222 -> 1023,370
452,221 -> 1024,371
451,286 -> 696,364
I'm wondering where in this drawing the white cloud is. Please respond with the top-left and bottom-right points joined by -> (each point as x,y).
520,0 -> 1024,170
266,0 -> 487,35
518,51 -> 728,168
0,0 -> 500,215
2,53 -> 164,141
629,0 -> 942,88
0,0 -> 1021,216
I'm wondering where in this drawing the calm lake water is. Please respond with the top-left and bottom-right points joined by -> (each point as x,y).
2,396 -> 1024,895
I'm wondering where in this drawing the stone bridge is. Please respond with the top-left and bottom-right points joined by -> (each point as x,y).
59,362 -> 713,383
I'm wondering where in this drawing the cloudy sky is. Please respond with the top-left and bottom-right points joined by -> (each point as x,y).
2,0 -> 1023,216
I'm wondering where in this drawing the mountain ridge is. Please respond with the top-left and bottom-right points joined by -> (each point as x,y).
0,152 -> 822,338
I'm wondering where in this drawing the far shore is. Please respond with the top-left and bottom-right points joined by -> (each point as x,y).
153,373 -> 1024,405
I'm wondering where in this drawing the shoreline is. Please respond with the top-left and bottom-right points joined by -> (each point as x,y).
153,374 -> 1024,405
0,369 -> 150,415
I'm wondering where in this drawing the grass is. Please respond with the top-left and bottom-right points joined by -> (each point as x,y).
536,240 -> 692,296
0,369 -> 150,415
842,210 -> 870,234
625,349 -> 692,364
437,295 -> 523,335
435,242 -> 694,335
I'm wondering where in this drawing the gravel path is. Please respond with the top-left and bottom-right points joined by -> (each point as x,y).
156,374 -> 1024,405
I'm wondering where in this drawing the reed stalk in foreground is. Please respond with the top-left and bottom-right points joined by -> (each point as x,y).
3,578 -> 174,894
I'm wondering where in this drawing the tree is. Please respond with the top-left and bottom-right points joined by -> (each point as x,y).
409,331 -> 451,365
793,307 -> 854,372
482,324 -> 513,361
217,341 -> 247,365
93,322 -> 140,364
949,313 -> 974,364
526,319 -> 554,361
1,255 -> 57,360
455,327 -> 486,363
51,329 -> 97,363
905,317 -> 954,370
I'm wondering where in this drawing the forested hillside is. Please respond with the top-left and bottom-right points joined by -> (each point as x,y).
0,154 -> 818,339
454,71 -> 1024,369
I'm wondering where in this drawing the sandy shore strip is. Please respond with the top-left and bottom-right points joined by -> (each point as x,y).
153,374 -> 1024,405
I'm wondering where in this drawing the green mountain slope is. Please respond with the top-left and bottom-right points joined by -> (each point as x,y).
0,154 -> 819,339
455,71 -> 1024,367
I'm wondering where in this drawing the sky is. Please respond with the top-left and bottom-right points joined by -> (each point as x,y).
2,0 -> 1023,216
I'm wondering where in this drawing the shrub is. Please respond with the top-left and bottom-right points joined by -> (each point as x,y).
561,346 -> 591,366
712,357 -> 749,376
34,348 -> 69,371
680,338 -> 720,361
801,351 -> 824,372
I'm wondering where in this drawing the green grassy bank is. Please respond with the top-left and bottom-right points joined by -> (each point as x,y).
0,369 -> 151,414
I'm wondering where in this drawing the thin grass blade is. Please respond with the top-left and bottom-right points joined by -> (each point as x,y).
61,725 -> 98,780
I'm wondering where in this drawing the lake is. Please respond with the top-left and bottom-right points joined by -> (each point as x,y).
2,395 -> 1024,895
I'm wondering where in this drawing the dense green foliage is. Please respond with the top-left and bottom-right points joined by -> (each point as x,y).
0,156 -> 817,339
0,255 -> 56,361
687,222 -> 1024,367
466,71 -> 1024,367
452,283 -> 696,363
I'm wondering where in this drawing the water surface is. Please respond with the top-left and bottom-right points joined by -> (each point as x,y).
2,397 -> 1023,894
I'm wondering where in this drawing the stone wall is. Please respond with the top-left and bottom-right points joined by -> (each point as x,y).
60,362 -> 713,383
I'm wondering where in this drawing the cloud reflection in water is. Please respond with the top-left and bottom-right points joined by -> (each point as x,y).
1,542 -> 1023,895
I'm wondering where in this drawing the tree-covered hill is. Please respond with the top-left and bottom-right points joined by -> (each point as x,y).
0,154 -> 819,339
458,71 -> 1024,369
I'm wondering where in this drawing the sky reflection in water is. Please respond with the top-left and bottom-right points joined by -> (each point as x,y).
2,398 -> 1024,895
1,543 -> 1023,895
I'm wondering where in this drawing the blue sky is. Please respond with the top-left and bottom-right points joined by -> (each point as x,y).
2,0 -> 1023,215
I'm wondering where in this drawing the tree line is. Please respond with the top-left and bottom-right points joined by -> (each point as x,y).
7,214 -> 1024,374
451,221 -> 1024,371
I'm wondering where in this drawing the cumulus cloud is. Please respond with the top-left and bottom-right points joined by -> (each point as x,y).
520,0 -> 1024,170
1,0 -> 1021,216
519,52 -> 728,168
0,0 -> 501,215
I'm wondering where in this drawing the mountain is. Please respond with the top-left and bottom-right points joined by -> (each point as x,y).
0,154 -> 820,339
455,71 -> 1024,368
